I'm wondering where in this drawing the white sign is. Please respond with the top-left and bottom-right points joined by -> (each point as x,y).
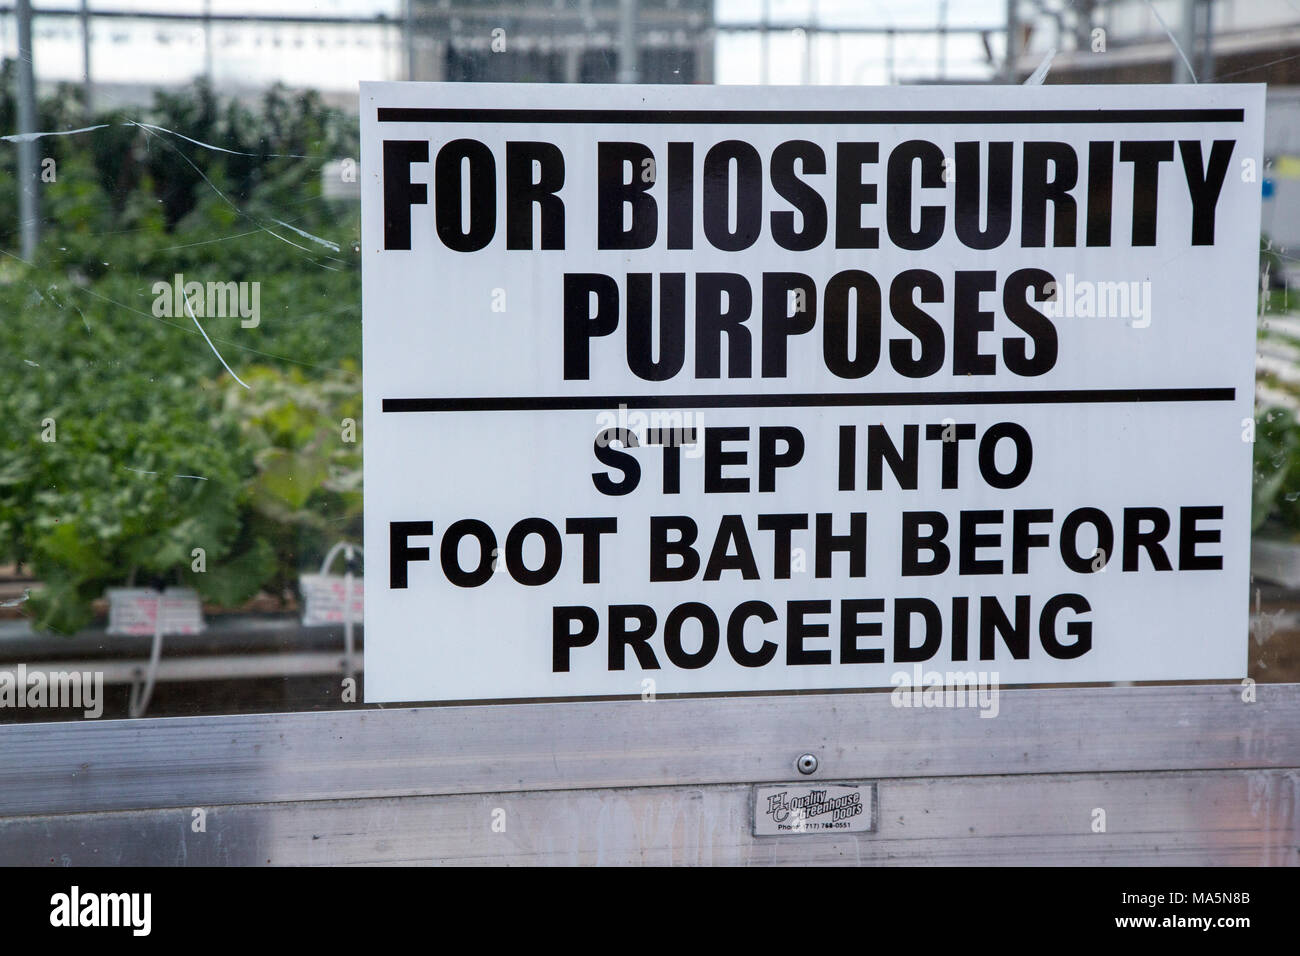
105,588 -> 204,637
299,574 -> 364,627
361,81 -> 1263,704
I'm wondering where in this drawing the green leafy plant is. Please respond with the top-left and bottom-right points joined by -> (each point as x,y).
0,72 -> 361,631
215,363 -> 362,597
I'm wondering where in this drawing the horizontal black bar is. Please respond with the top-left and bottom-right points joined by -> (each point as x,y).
377,107 -> 1244,125
382,387 -> 1235,413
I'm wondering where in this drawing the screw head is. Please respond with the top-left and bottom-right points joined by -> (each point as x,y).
796,753 -> 818,775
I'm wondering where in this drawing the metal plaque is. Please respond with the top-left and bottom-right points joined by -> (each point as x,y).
752,782 -> 877,836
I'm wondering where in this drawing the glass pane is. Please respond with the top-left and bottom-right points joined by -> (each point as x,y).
1,0 -> 1295,722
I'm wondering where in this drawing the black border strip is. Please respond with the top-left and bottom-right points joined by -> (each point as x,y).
382,387 -> 1235,413
376,107 -> 1245,125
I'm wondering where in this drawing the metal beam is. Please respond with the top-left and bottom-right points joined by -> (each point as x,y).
0,682 -> 1296,818
617,0 -> 638,84
78,0 -> 91,115
3,769 -> 1296,865
1004,0 -> 1021,82
0,5 -> 993,35
15,0 -> 39,260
